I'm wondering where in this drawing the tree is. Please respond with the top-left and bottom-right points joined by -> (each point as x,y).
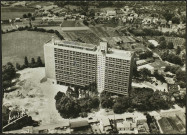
100,92 -> 114,109
2,62 -> 16,97
27,13 -> 35,27
139,68 -> 152,79
154,70 -> 166,83
167,42 -> 174,49
113,103 -> 125,114
159,36 -> 165,42
83,20 -> 89,26
163,12 -> 173,22
36,56 -> 43,67
23,14 -> 27,18
176,46 -> 181,55
2,62 -> 16,81
171,16 -> 180,24
148,43 -> 155,49
24,56 -> 29,67
31,58 -> 35,65
139,51 -> 153,59
159,41 -> 167,49
16,63 -> 21,70
133,59 -> 139,77
2,105 -> 10,127
92,97 -> 100,108
176,69 -> 186,82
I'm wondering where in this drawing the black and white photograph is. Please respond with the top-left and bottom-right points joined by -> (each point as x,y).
1,1 -> 186,134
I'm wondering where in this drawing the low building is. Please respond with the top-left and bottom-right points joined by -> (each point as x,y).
106,10 -> 116,17
99,118 -> 112,133
70,120 -> 89,131
117,118 -> 137,134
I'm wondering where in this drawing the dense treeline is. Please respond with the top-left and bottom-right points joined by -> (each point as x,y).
2,62 -> 17,96
139,51 -> 153,59
16,56 -> 44,70
55,91 -> 100,118
161,52 -> 183,66
128,28 -> 186,38
100,87 -> 174,114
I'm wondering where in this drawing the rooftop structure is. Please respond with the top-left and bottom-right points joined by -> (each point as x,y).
54,39 -> 97,51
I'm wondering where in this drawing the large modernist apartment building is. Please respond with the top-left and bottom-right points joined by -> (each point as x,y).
44,37 -> 134,96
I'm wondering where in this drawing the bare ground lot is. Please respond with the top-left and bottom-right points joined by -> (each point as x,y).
2,31 -> 57,66
3,68 -> 69,125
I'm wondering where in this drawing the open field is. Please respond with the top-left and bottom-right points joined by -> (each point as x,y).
1,7 -> 35,20
2,31 -> 57,66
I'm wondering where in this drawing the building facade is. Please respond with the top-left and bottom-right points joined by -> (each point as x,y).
44,37 -> 134,96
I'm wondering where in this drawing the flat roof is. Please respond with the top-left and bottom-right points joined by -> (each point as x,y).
101,118 -> 111,126
106,49 -> 133,60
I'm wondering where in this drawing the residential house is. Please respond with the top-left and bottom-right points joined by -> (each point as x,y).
99,118 -> 112,133
106,10 -> 116,17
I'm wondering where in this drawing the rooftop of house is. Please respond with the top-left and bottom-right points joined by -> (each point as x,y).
123,121 -> 131,128
70,120 -> 89,129
101,118 -> 111,127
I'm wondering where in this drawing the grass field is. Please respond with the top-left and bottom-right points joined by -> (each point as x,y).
1,7 -> 35,20
2,31 -> 57,66
61,20 -> 84,27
